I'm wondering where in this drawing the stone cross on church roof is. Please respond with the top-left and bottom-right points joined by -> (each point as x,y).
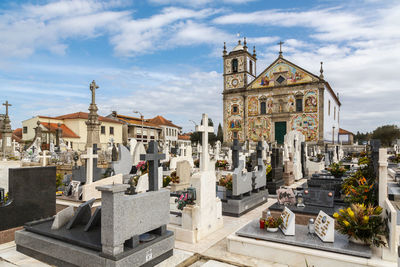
278,41 -> 284,57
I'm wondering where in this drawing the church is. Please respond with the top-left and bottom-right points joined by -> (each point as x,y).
222,39 -> 341,145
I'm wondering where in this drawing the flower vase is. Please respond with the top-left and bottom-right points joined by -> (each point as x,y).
267,227 -> 278,232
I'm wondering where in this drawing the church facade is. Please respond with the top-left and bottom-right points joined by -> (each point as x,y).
222,39 -> 341,145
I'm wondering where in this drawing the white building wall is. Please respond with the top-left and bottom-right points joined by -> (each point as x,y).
323,86 -> 340,144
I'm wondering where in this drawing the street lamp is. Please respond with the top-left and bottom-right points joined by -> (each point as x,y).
133,111 -> 144,143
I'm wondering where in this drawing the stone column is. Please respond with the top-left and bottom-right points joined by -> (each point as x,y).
86,81 -> 101,148
97,184 -> 129,257
378,148 -> 388,208
1,101 -> 12,158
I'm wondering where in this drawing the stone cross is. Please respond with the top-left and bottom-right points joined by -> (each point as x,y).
195,113 -> 214,172
2,101 -> 11,116
140,141 -> 165,191
81,145 -> 99,184
232,139 -> 242,169
90,80 -> 99,105
278,41 -> 284,56
38,150 -> 51,167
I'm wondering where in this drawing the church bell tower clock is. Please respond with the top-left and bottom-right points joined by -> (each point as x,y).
223,38 -> 257,92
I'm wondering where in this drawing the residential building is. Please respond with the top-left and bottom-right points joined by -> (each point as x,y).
21,112 -> 123,151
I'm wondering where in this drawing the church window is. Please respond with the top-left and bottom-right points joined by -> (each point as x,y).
101,126 -> 105,134
296,98 -> 303,112
249,60 -> 253,75
233,131 -> 238,139
110,127 -> 114,135
232,104 -> 239,115
328,100 -> 331,116
276,75 -> 285,84
23,126 -> 27,134
334,106 -> 336,120
260,102 -> 266,114
232,59 -> 238,73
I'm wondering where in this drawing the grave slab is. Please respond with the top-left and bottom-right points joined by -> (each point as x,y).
235,219 -> 371,258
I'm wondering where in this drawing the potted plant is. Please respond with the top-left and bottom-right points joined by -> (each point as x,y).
218,174 -> 233,197
334,203 -> 386,247
136,161 -> 148,175
215,160 -> 229,170
327,163 -> 346,178
265,216 -> 283,232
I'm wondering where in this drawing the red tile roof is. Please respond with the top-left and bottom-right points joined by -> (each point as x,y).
114,114 -> 161,128
0,130 -> 22,143
148,115 -> 181,129
55,112 -> 123,124
339,128 -> 354,135
178,135 -> 191,141
13,128 -> 22,139
40,122 -> 80,138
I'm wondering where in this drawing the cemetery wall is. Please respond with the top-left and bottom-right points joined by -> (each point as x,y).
323,84 -> 340,144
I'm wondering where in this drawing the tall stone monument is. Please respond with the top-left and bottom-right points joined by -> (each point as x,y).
1,101 -> 12,157
86,80 -> 101,149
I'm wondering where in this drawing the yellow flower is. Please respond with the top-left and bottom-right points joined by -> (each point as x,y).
333,213 -> 339,218
343,220 -> 350,227
363,215 -> 369,224
347,208 -> 355,219
339,209 -> 345,214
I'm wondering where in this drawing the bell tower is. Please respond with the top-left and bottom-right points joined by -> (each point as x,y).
223,38 -> 257,92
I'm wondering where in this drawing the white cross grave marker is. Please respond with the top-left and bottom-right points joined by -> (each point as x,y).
38,150 -> 52,167
81,147 -> 98,184
195,113 -> 214,172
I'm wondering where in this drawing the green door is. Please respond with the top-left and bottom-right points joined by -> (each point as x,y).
275,121 -> 287,144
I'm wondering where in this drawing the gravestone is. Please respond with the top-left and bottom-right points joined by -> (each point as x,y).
283,153 -> 295,185
140,141 -> 165,191
16,140 -> 174,267
0,167 -> 56,231
304,188 -> 334,208
232,139 -> 242,170
267,148 -> 284,194
171,160 -> 191,191
111,144 -> 133,177
133,142 -> 146,166
277,188 -> 296,205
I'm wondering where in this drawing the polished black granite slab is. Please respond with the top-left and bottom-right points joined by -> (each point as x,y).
236,219 -> 371,258
25,218 -> 102,251
268,202 -> 345,217
0,167 -> 56,231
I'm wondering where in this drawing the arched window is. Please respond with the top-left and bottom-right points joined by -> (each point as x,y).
249,60 -> 253,75
260,102 -> 266,114
232,59 -> 238,73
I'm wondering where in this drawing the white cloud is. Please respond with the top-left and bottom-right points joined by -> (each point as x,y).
148,0 -> 256,7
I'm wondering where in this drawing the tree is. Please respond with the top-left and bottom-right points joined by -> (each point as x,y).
354,131 -> 371,144
190,117 -> 217,147
216,123 -> 223,143
371,125 -> 400,147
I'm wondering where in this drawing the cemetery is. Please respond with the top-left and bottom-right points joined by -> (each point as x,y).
0,79 -> 398,266
0,2 -> 399,265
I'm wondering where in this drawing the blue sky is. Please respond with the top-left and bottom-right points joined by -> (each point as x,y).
0,0 -> 399,134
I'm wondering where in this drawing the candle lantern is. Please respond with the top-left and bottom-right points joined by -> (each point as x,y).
296,192 -> 305,207
308,218 -> 315,234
